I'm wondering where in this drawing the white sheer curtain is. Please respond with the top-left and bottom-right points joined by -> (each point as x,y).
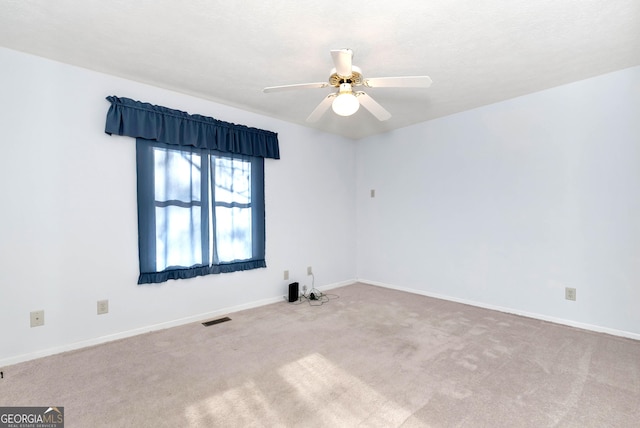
212,155 -> 253,263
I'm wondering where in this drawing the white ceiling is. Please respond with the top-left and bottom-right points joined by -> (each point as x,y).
1,0 -> 639,139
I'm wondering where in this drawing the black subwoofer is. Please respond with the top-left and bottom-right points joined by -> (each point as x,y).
288,282 -> 299,302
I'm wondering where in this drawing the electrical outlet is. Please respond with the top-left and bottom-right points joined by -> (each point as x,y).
370,189 -> 376,198
307,266 -> 313,275
565,287 -> 576,301
30,310 -> 44,327
97,299 -> 109,315
303,285 -> 308,294
284,270 -> 289,281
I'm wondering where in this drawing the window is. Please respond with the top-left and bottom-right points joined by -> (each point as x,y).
136,139 -> 266,284
104,96 -> 279,284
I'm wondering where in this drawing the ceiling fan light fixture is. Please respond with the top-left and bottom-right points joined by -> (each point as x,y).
331,83 -> 359,116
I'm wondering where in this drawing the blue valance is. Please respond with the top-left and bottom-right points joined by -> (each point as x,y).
105,96 -> 280,159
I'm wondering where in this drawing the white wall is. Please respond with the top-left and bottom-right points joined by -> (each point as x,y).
357,66 -> 640,338
0,48 -> 357,365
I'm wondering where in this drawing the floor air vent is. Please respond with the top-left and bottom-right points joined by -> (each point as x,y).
202,316 -> 231,327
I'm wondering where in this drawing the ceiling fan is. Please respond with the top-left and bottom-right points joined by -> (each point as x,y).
263,49 -> 432,122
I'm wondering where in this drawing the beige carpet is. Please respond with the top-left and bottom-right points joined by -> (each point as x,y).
2,283 -> 639,427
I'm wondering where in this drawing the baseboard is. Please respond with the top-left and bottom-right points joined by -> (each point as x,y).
17,277 -> 628,366
358,278 -> 640,341
1,279 -> 358,367
306,279 -> 356,294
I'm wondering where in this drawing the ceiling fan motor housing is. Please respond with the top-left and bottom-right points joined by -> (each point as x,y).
329,66 -> 363,87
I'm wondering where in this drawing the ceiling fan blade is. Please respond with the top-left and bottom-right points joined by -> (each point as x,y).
356,92 -> 392,121
306,94 -> 336,122
364,76 -> 433,88
330,49 -> 353,78
263,82 -> 329,93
